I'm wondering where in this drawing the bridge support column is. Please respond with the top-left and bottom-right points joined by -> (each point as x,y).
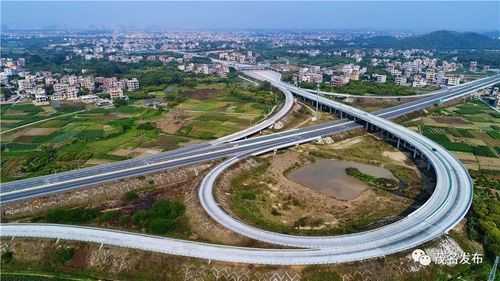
397,138 -> 401,149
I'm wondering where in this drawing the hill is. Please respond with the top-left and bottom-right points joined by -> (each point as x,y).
361,30 -> 500,49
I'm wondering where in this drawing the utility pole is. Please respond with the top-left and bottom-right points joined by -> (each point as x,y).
315,82 -> 320,120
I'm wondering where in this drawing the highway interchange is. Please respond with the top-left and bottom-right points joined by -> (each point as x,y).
1,70 -> 500,265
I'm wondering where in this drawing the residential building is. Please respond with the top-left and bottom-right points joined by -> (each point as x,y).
373,74 -> 387,83
447,76 -> 461,86
108,87 -> 124,99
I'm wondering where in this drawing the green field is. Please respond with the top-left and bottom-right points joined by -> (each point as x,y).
0,81 -> 278,182
0,103 -> 83,132
1,104 -> 180,182
405,98 -> 500,275
407,100 -> 500,161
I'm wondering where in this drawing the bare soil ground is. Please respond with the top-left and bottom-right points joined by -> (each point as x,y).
156,109 -> 192,134
217,134 -> 424,235
1,232 -> 469,281
1,161 -> 262,248
432,116 -> 471,125
1,164 -> 209,219
0,238 -> 302,281
20,127 -> 58,136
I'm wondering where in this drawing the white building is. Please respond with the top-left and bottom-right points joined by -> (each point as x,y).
17,79 -> 34,91
108,87 -> 124,99
126,78 -> 139,91
373,74 -> 387,83
53,83 -> 69,94
80,77 -> 95,91
447,76 -> 461,86
394,76 -> 408,86
66,86 -> 79,100
33,92 -> 49,105
80,94 -> 98,104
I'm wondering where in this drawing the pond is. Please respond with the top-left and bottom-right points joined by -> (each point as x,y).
287,159 -> 396,201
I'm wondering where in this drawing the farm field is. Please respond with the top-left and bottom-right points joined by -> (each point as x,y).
0,103 -> 83,132
0,81 -> 278,182
405,99 -> 500,171
404,98 -> 500,278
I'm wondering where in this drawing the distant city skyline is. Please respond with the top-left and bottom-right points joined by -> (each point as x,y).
1,1 -> 499,32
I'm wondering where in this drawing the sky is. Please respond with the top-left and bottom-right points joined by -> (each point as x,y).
2,1 -> 499,32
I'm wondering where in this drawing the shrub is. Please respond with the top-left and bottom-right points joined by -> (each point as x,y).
123,191 -> 139,202
132,210 -> 149,226
1,251 -> 14,264
99,210 -> 120,223
130,199 -> 185,235
54,247 -> 75,264
45,207 -> 100,224
137,122 -> 156,130
148,218 -> 176,234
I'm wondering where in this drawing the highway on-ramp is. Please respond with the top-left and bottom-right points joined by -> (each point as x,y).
1,72 -> 498,203
1,71 -> 499,265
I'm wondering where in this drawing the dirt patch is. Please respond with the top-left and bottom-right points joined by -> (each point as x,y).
5,127 -> 57,141
0,238 -> 301,281
383,150 -> 408,163
132,147 -> 162,157
329,136 -> 364,149
109,148 -> 133,157
85,159 -> 113,165
477,156 -> 500,170
156,109 -> 191,134
432,116 -> 471,125
20,128 -> 58,136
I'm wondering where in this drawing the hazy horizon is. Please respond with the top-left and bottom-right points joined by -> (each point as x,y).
2,1 -> 499,33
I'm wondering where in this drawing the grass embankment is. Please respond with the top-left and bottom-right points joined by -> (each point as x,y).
25,193 -> 189,238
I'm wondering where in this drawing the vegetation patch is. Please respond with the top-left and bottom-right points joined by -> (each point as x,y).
345,167 -> 399,190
